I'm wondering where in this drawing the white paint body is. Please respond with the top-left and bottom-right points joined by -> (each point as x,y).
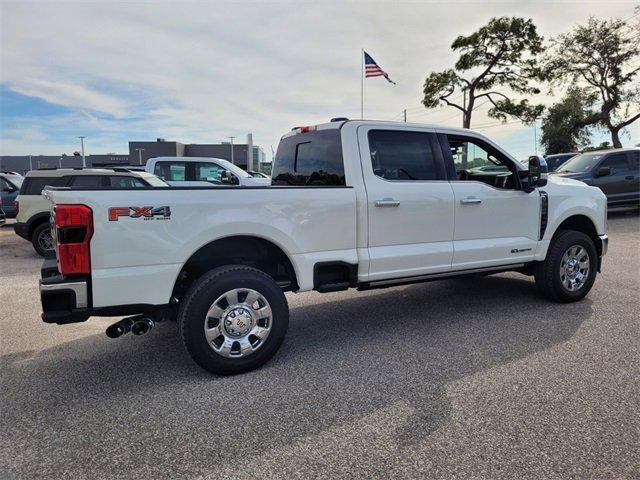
44,121 -> 607,309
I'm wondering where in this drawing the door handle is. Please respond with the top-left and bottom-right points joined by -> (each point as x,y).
460,197 -> 482,205
375,198 -> 400,207
625,175 -> 634,181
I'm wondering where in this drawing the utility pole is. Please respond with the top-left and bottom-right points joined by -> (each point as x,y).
136,148 -> 145,165
360,48 -> 364,119
462,90 -> 468,168
462,90 -> 467,128
403,109 -> 407,122
77,136 -> 86,167
29,155 -> 33,171
228,136 -> 236,165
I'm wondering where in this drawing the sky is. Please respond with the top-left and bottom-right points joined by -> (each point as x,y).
1,0 -> 639,161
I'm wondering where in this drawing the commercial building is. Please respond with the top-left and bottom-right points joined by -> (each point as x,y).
128,138 -> 266,171
0,154 -> 130,174
0,135 -> 270,175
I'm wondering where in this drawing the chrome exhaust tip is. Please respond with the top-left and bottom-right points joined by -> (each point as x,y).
131,318 -> 155,336
105,317 -> 136,338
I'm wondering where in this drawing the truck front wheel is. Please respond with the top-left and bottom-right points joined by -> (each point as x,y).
534,230 -> 598,303
179,265 -> 289,375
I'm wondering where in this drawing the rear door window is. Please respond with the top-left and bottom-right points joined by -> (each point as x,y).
69,176 -> 105,187
154,161 -> 187,182
21,177 -> 59,195
272,129 -> 345,186
368,130 -> 443,181
107,176 -> 147,187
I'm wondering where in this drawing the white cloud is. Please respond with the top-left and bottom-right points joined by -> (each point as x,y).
8,79 -> 129,118
1,0 -> 638,158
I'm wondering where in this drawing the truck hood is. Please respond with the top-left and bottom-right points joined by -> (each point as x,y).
547,173 -> 588,186
550,171 -> 589,181
545,172 -> 604,204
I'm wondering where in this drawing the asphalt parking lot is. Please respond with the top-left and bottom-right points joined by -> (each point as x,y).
1,212 -> 639,479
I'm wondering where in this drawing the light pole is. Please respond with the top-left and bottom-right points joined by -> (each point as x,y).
136,148 -> 145,166
228,136 -> 236,165
77,136 -> 86,167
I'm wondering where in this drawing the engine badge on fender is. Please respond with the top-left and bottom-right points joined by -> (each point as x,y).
108,206 -> 171,221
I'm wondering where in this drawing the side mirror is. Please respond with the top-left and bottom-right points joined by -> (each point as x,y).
220,171 -> 239,185
596,166 -> 611,178
524,155 -> 548,193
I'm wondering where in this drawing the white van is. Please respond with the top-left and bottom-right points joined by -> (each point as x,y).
146,157 -> 270,187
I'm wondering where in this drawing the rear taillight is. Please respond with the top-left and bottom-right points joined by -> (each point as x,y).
297,125 -> 317,134
14,200 -> 18,215
54,204 -> 93,275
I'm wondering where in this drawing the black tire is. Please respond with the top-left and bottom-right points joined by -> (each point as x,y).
534,230 -> 598,303
179,265 -> 289,375
31,222 -> 53,257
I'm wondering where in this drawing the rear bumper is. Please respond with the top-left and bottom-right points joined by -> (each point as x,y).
39,258 -> 169,325
14,221 -> 29,240
40,259 -> 91,324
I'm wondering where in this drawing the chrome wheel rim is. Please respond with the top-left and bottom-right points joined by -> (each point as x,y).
560,244 -> 590,291
38,229 -> 53,251
203,288 -> 272,358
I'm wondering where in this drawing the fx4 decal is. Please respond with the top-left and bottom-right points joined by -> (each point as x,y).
108,206 -> 171,221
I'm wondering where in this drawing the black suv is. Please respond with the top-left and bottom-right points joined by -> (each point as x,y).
552,148 -> 640,208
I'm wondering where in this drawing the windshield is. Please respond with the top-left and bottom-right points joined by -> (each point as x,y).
556,153 -> 605,173
143,175 -> 170,187
215,159 -> 250,178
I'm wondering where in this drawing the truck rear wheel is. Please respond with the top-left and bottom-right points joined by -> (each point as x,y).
534,230 -> 598,303
178,265 -> 289,375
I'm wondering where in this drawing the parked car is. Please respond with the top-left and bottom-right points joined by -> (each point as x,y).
39,119 -> 608,375
14,168 -> 168,256
0,171 -> 24,217
146,157 -> 271,186
552,148 -> 640,207
544,153 -> 578,172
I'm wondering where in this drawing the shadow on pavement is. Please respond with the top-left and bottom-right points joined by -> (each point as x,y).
0,273 -> 592,478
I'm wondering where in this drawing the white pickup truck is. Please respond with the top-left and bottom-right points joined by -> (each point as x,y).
40,120 -> 608,375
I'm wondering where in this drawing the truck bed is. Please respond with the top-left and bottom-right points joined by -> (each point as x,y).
45,186 -> 359,307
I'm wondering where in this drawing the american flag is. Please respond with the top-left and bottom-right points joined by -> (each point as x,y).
364,51 -> 396,84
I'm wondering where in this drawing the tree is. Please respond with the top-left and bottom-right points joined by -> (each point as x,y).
545,17 -> 640,148
540,87 -> 597,154
422,17 -> 545,128
583,142 -> 612,152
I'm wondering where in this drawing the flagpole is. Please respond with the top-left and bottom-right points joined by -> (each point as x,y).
360,48 -> 364,119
